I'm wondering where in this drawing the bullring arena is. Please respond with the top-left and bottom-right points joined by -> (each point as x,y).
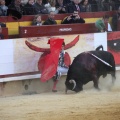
0,70 -> 120,120
0,10 -> 120,120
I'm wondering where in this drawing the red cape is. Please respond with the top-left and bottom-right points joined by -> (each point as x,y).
38,38 -> 70,82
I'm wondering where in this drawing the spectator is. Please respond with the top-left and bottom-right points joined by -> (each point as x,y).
109,0 -> 115,11
95,14 -> 112,32
8,0 -> 25,15
24,0 -> 37,15
42,0 -> 48,4
80,0 -> 91,12
0,0 -> 8,16
44,0 -> 51,12
55,0 -> 67,14
101,0 -> 110,11
63,0 -> 71,5
89,0 -> 98,12
49,0 -> 56,7
5,0 -> 12,6
0,25 -> 4,39
44,0 -> 57,13
0,6 -> 4,16
115,0 -> 120,10
32,14 -> 42,26
66,0 -> 82,13
96,0 -> 115,11
112,7 -> 120,31
43,11 -> 57,25
34,0 -> 48,14
21,0 -> 28,6
61,11 -> 85,24
96,0 -> 103,11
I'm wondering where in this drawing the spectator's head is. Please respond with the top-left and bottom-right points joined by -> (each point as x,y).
28,0 -> 35,5
81,0 -> 88,5
48,11 -> 55,19
21,0 -> 28,6
34,14 -> 42,22
0,0 -> 5,5
14,0 -> 21,5
73,0 -> 82,5
103,14 -> 109,24
72,11 -> 79,17
57,0 -> 63,5
36,0 -> 42,5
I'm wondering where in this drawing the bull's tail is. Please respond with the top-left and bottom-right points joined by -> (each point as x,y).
95,45 -> 104,51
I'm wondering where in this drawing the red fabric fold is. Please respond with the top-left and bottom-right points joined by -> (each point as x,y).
40,38 -> 64,82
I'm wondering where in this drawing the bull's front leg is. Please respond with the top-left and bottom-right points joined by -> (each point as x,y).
92,75 -> 100,90
111,72 -> 116,85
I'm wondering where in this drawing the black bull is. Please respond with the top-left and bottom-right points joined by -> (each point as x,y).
65,51 -> 116,93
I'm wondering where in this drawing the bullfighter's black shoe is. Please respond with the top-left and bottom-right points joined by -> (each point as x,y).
52,89 -> 57,92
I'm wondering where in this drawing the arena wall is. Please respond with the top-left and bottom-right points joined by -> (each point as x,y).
0,32 -> 120,96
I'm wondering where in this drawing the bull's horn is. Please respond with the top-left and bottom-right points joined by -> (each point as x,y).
69,80 -> 76,90
25,40 -> 50,52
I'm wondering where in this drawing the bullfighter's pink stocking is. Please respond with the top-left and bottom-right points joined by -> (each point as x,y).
52,80 -> 58,92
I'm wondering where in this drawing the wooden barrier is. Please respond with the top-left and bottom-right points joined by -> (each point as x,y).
19,23 -> 97,38
2,27 -> 8,39
0,11 -> 116,37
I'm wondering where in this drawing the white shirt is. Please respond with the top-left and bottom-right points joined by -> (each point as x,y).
108,23 -> 112,32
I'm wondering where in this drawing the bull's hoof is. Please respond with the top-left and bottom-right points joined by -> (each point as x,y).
52,89 -> 57,92
97,88 -> 101,91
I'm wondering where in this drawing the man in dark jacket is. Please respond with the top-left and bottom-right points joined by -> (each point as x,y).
34,0 -> 48,14
61,11 -> 85,24
43,11 -> 57,25
8,0 -> 25,15
66,0 -> 82,13
55,0 -> 67,14
24,0 -> 37,15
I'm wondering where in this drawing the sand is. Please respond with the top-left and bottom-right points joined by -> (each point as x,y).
0,78 -> 120,120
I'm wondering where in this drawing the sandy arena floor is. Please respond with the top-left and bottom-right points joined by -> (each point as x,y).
0,77 -> 120,120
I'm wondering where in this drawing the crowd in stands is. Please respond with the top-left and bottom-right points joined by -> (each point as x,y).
0,0 -> 120,16
0,0 -> 120,39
